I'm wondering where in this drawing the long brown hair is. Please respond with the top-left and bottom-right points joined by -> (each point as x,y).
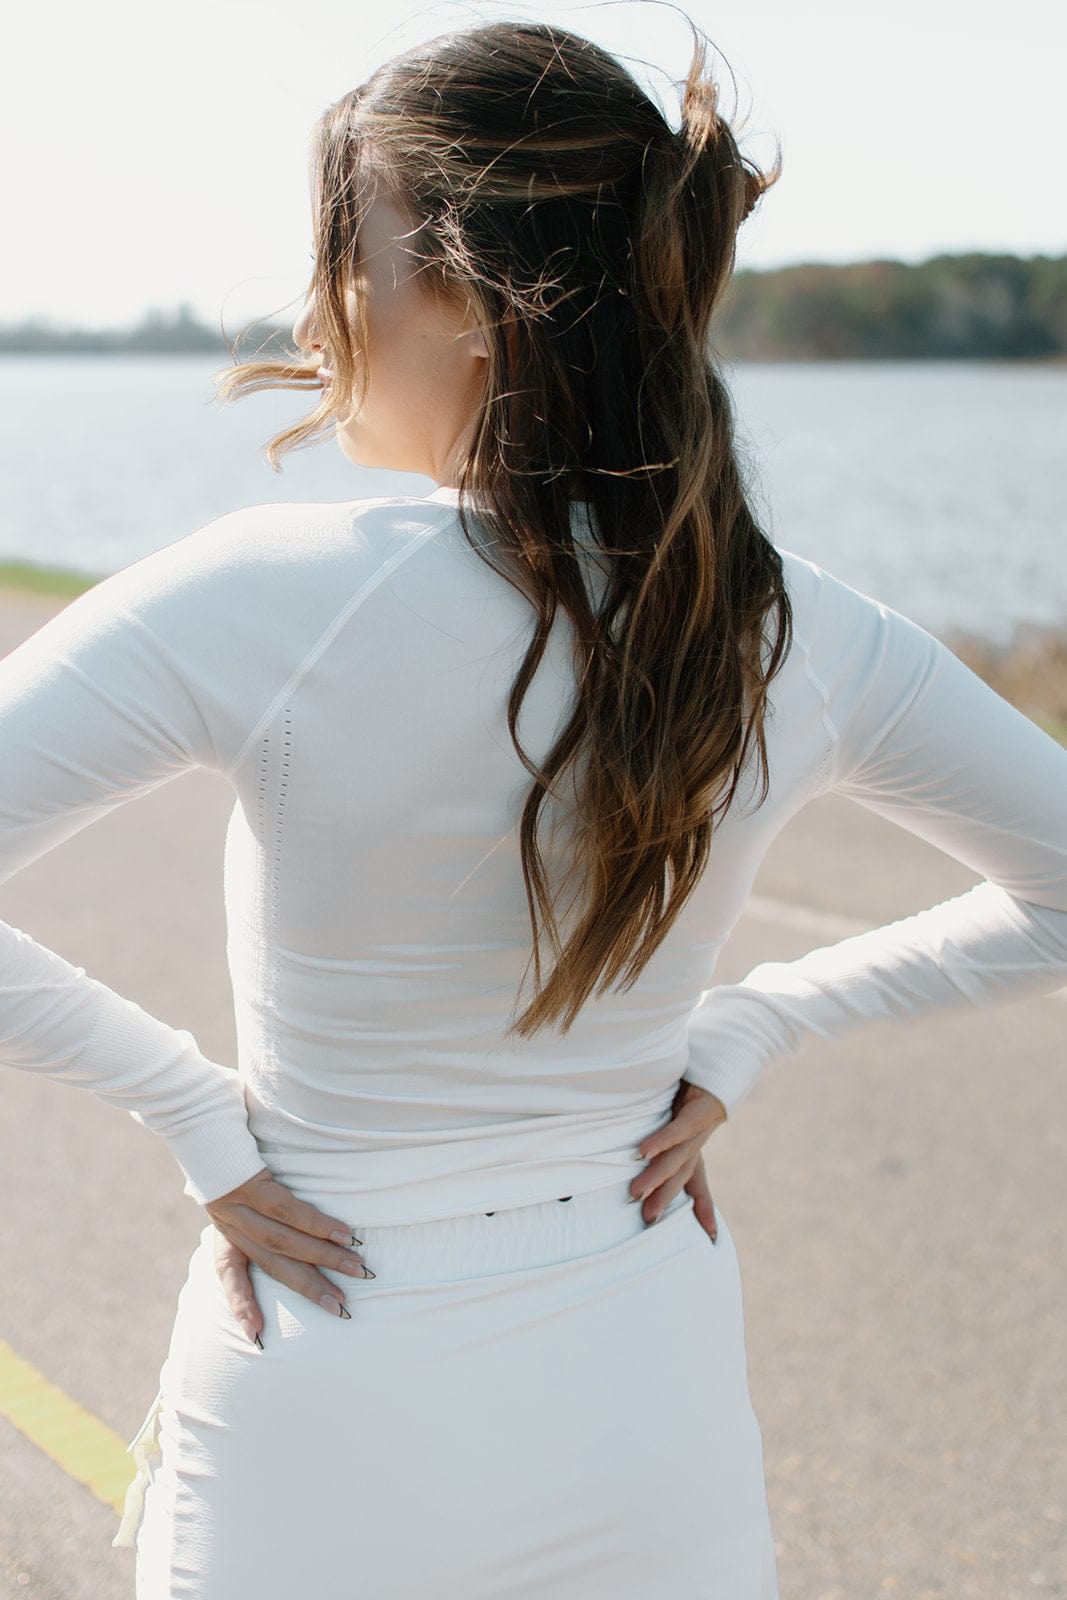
213,15 -> 791,1037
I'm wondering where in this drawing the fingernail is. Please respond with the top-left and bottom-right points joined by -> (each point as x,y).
710,1232 -> 718,1246
240,1319 -> 257,1343
321,1294 -> 347,1317
338,1303 -> 351,1319
630,1187 -> 646,1204
330,1231 -> 362,1248
254,1331 -> 264,1348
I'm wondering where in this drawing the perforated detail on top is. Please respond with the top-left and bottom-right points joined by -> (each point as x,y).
223,524 -> 443,782
250,711 -> 293,1085
264,709 -> 292,1082
271,707 -> 292,949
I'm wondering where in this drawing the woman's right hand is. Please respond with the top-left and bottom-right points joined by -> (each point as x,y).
204,1167 -> 374,1346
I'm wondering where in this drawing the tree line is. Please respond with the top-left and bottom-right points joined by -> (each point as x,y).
0,253 -> 1064,360
713,252 -> 1066,360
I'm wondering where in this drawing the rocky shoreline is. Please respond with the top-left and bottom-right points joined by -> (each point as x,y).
942,621 -> 1067,746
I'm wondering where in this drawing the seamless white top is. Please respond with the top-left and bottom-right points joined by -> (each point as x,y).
2,491 -> 1066,1222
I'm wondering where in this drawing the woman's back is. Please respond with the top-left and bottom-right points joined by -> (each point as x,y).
220,488 -> 776,1219
10,487 -> 1062,1233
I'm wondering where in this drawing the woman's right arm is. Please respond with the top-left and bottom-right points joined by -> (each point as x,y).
0,529 -> 270,1205
1,509 -> 385,1333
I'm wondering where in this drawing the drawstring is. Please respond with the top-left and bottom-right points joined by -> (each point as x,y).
111,1384 -> 165,1549
115,1194 -> 582,1543
485,1195 -> 572,1216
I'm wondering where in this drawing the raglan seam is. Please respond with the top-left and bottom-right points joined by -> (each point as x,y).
778,561 -> 840,793
783,553 -> 942,798
221,520 -> 445,783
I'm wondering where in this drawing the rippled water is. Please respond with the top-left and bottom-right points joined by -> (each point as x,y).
1,355 -> 1063,644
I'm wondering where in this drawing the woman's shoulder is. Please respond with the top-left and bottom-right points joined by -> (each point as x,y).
161,493 -> 456,581
24,497 -> 458,724
762,543 -> 949,769
773,542 -> 937,668
76,494 -> 455,629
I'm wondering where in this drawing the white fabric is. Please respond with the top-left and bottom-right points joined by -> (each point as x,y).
123,1182 -> 781,1597
2,489 -> 1065,1217
3,486 -> 1066,1588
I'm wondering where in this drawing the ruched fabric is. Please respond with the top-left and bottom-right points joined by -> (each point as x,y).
123,1180 -> 779,1599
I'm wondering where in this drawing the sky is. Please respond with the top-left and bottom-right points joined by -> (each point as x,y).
3,0 -> 1063,331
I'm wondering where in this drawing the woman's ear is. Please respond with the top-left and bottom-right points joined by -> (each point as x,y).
463,323 -> 490,361
454,293 -> 491,362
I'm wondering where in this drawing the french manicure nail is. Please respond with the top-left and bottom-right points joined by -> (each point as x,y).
330,1231 -> 363,1248
321,1294 -> 345,1316
254,1331 -> 264,1348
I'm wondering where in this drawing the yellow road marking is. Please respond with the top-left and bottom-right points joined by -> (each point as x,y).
0,1337 -> 133,1513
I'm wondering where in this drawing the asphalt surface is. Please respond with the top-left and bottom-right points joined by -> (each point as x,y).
0,588 -> 1063,1600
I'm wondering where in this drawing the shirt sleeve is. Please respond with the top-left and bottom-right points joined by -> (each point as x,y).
0,524 -> 269,1206
683,557 -> 1067,1118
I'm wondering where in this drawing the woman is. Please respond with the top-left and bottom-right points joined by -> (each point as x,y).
2,16 -> 1064,1599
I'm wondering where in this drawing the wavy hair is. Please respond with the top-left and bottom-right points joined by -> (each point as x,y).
213,15 -> 791,1037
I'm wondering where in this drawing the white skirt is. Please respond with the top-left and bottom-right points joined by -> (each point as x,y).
115,1177 -> 779,1598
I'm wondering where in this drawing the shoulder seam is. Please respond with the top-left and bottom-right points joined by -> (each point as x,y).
796,620 -> 841,791
779,552 -> 841,791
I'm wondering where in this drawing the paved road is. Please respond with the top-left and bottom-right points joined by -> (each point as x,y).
0,589 -> 1064,1600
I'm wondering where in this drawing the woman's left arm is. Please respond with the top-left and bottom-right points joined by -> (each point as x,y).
679,558 -> 1067,1119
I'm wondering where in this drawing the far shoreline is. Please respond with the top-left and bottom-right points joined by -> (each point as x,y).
1,350 -> 1065,366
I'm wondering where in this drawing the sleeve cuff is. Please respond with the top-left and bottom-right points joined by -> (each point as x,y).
170,1101 -> 269,1206
135,1047 -> 267,1205
682,1032 -> 767,1120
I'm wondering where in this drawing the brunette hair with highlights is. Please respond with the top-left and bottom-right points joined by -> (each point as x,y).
214,14 -> 791,1039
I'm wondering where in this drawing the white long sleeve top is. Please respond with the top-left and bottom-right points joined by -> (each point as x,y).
3,487 -> 1066,1224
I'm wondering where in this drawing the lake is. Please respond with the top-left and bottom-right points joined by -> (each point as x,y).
1,355 -> 1063,646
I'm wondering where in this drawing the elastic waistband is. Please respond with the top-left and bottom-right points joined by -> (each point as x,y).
318,1177 -> 694,1290
199,1175 -> 698,1292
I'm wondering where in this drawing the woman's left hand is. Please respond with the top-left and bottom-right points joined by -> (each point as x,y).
632,1079 -> 728,1239
204,1167 -> 371,1345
